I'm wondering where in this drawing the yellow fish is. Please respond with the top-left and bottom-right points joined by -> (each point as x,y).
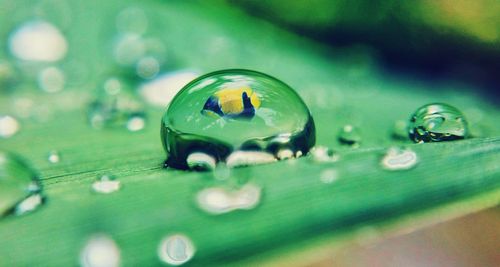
201,86 -> 261,119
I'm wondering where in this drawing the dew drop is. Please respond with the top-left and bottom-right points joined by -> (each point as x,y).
80,234 -> 121,267
320,168 -> 339,184
380,147 -> 418,170
309,146 -> 340,163
196,183 -> 262,215
92,175 -> 121,194
47,150 -> 61,163
38,66 -> 65,93
338,124 -> 361,147
8,20 -> 68,62
87,84 -> 146,130
0,151 -> 44,217
113,33 -> 145,66
139,70 -> 199,107
391,120 -> 408,140
158,234 -> 195,266
0,115 -> 20,138
408,103 -> 468,143
161,69 -> 315,170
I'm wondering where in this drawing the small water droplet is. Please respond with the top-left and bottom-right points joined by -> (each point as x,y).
158,234 -> 195,266
80,234 -> 121,267
92,175 -> 121,194
380,147 -> 418,170
320,168 -> 339,184
38,66 -> 65,93
196,183 -> 261,215
8,20 -> 68,62
310,146 -> 340,163
47,150 -> 61,163
338,124 -> 361,147
103,78 -> 122,95
162,69 -> 315,170
408,103 -> 468,143
87,85 -> 146,130
139,70 -> 199,107
0,115 -> 20,138
391,120 -> 408,140
0,151 -> 43,217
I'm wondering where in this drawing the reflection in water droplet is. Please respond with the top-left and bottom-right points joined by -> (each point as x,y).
226,151 -> 276,168
338,124 -> 361,147
38,66 -> 65,93
186,152 -> 216,171
162,69 -> 315,170
158,234 -> 195,266
408,103 -> 468,143
0,115 -> 20,138
80,234 -> 121,267
47,150 -> 61,163
92,175 -> 121,194
196,183 -> 261,215
310,146 -> 340,163
380,147 -> 418,170
139,70 -> 199,107
8,20 -> 68,62
0,151 -> 43,217
320,169 -> 339,184
14,193 -> 43,215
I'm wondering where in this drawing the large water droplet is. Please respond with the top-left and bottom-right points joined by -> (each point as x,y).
80,234 -> 121,267
92,175 -> 121,194
161,69 -> 315,170
8,20 -> 68,62
158,234 -> 195,266
380,147 -> 418,170
196,183 -> 261,215
0,151 -> 43,217
408,103 -> 468,143
0,115 -> 20,138
338,124 -> 361,147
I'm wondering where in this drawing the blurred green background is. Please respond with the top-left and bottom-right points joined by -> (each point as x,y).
0,0 -> 499,266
